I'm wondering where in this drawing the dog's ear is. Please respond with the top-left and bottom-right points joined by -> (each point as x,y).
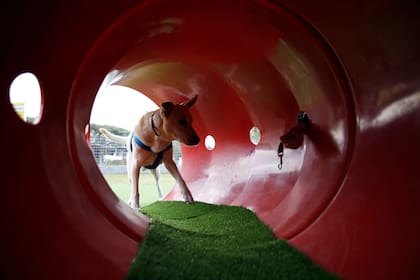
161,102 -> 175,117
181,94 -> 198,108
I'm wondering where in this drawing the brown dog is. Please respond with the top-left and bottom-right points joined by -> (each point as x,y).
99,95 -> 200,209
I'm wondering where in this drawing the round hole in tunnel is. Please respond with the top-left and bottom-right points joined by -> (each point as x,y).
249,126 -> 261,145
9,72 -> 43,125
89,73 -> 183,208
204,135 -> 216,150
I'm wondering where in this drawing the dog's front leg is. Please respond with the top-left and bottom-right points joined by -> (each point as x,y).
150,168 -> 163,199
163,159 -> 194,203
128,158 -> 142,210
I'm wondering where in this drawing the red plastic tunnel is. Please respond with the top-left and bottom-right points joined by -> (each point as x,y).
2,1 -> 420,279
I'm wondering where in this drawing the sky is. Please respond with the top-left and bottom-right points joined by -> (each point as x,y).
9,72 -> 158,130
90,85 -> 158,130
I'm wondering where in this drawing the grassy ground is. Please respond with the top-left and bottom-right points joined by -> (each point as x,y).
127,201 -> 340,280
104,172 -> 175,207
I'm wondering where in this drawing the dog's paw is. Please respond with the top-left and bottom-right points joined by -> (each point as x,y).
183,192 -> 195,204
127,197 -> 140,210
188,195 -> 195,204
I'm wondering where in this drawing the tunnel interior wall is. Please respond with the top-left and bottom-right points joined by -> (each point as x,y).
1,1 -> 420,279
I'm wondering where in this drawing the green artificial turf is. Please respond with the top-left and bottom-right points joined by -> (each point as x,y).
127,201 -> 340,280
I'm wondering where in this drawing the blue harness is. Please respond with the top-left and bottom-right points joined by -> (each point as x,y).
131,133 -> 172,169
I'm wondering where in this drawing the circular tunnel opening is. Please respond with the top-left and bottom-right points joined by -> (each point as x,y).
89,73 -> 186,207
68,0 -> 354,241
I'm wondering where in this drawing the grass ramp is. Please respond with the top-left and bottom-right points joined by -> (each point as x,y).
127,201 -> 339,280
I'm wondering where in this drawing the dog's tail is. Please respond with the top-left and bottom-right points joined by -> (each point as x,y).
99,128 -> 128,144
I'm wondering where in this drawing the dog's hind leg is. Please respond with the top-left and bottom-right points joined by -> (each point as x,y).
150,168 -> 163,199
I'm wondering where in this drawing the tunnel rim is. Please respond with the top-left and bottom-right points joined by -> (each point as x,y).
66,0 -> 357,241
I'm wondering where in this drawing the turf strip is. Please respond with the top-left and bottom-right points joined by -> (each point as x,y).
127,201 -> 340,280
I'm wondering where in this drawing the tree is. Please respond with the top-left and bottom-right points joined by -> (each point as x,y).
90,123 -> 130,137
